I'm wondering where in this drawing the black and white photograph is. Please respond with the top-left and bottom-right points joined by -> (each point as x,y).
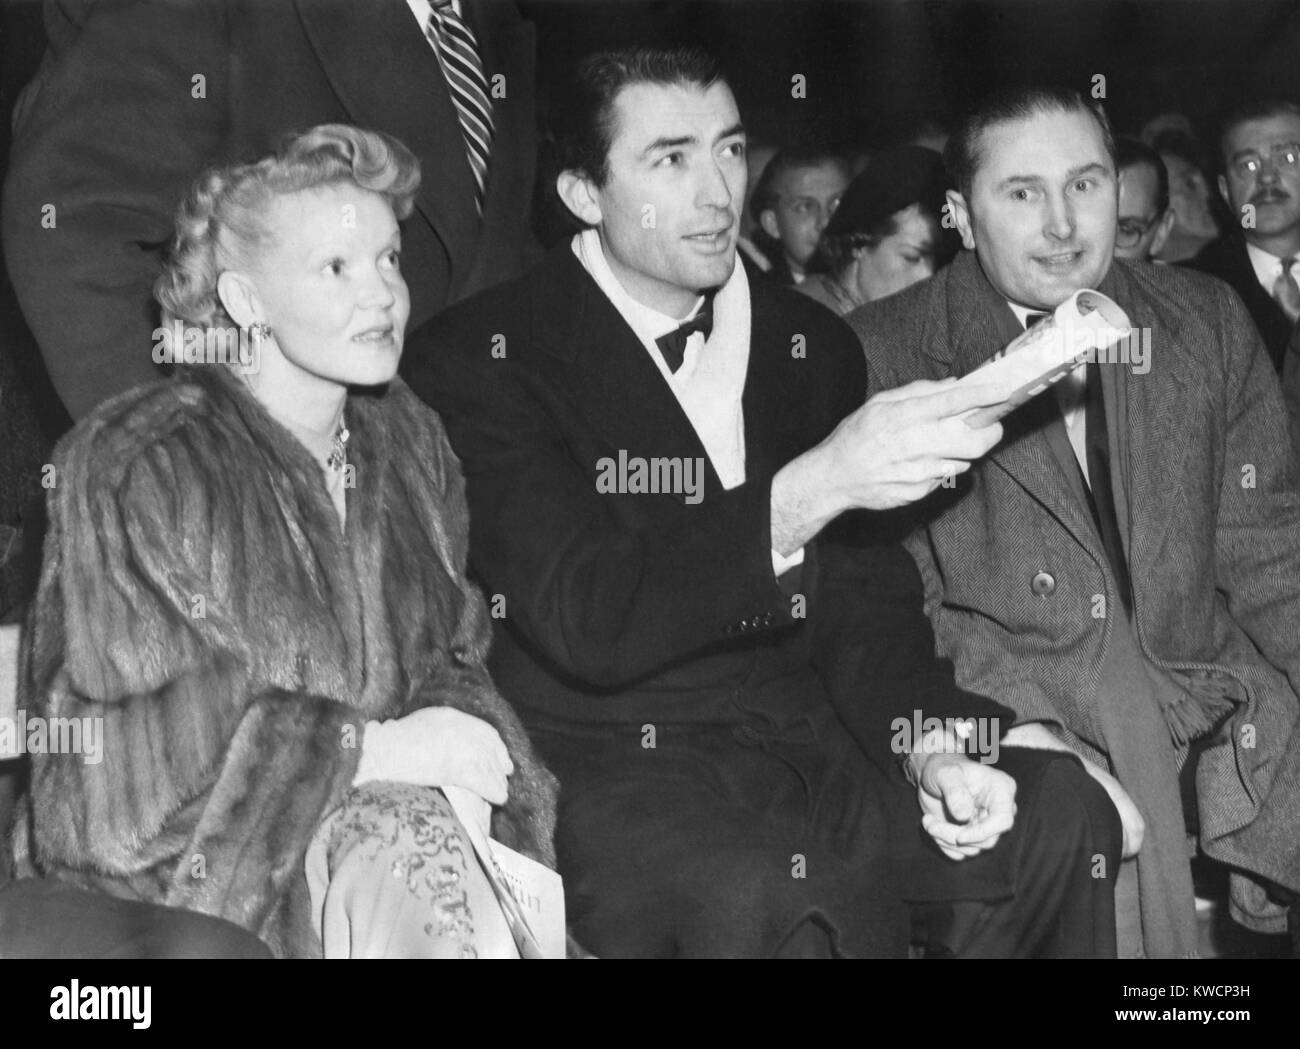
0,0 -> 1297,1023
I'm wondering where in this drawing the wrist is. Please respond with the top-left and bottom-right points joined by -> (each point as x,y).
904,727 -> 966,784
1001,721 -> 1069,751
771,445 -> 844,555
802,441 -> 849,521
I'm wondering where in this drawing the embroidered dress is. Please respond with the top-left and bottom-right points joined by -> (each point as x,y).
305,782 -> 517,958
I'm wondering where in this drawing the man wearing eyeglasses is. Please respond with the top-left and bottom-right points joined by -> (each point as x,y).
750,147 -> 851,285
1188,101 -> 1300,374
1114,138 -> 1176,263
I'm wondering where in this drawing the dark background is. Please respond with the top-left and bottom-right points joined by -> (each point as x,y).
2,0 -> 1300,539
521,0 -> 1300,151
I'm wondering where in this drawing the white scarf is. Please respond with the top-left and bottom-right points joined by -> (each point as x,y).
573,228 -> 751,490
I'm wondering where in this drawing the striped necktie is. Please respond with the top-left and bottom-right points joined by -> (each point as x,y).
1273,257 -> 1300,323
426,1 -> 494,214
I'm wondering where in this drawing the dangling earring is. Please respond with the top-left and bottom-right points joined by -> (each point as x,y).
249,320 -> 272,342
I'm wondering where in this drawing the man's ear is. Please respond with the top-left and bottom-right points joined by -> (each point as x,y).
1217,173 -> 1231,210
946,189 -> 976,251
758,208 -> 781,242
217,270 -> 262,330
1150,207 -> 1176,259
556,169 -> 603,227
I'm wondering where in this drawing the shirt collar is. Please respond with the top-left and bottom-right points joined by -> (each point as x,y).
1245,240 -> 1294,289
1006,300 -> 1041,329
571,228 -> 708,345
405,0 -> 461,29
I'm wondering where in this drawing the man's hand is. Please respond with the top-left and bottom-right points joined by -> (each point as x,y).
821,378 -> 1006,511
771,378 -> 1006,555
911,751 -> 1018,861
1001,722 -> 1144,858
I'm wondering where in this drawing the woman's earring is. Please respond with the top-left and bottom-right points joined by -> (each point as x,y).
249,321 -> 272,342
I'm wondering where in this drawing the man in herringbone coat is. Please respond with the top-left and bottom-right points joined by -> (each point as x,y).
848,86 -> 1300,958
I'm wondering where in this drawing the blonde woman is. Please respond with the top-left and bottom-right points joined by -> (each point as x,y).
14,125 -> 557,958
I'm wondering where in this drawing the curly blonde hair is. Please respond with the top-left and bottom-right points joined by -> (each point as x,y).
155,124 -> 421,330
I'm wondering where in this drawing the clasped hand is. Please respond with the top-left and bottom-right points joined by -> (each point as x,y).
354,707 -> 514,830
912,752 -> 1018,861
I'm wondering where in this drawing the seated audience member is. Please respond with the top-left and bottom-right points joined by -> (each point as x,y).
1140,124 -> 1222,264
9,126 -> 558,959
403,46 -> 1122,960
1187,100 -> 1300,373
798,146 -> 954,316
848,85 -> 1300,958
749,146 -> 851,284
1114,137 -> 1176,262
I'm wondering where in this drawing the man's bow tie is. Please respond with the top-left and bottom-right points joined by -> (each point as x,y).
655,300 -> 714,373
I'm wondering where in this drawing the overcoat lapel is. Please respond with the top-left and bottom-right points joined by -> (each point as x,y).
294,0 -> 479,281
457,2 -> 537,296
937,252 -> 1101,547
529,246 -> 727,503
1104,264 -> 1198,577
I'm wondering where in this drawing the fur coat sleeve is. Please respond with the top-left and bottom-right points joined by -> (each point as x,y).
21,369 -> 557,956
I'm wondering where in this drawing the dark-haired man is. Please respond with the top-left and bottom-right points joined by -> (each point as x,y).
749,147 -> 851,285
404,48 -> 1121,958
1114,137 -> 1175,263
849,85 -> 1300,957
1188,100 -> 1300,373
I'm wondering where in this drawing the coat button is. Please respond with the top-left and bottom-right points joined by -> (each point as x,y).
1031,571 -> 1056,597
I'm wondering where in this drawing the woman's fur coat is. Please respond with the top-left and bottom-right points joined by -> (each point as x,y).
14,364 -> 558,957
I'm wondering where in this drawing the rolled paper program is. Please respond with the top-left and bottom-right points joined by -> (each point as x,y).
958,289 -> 1134,428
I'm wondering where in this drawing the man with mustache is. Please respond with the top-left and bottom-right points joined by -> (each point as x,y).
847,85 -> 1300,957
1113,137 -> 1176,264
1188,101 -> 1300,373
404,48 -> 1122,958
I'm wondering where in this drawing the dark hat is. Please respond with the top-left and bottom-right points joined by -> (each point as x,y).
823,145 -> 950,240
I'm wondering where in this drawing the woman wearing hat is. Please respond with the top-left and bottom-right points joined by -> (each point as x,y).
798,146 -> 957,316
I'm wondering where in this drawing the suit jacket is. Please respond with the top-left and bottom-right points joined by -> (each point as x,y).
1186,232 -> 1294,373
1283,322 -> 1300,460
13,364 -> 557,958
400,241 -> 1009,774
2,0 -> 537,420
848,249 -> 1300,898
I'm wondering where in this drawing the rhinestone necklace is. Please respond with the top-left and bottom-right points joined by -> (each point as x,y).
327,419 -> 350,472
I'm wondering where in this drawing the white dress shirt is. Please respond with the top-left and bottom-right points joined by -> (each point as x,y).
1245,240 -> 1298,296
405,0 -> 465,41
1008,300 -> 1090,483
572,229 -> 804,576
